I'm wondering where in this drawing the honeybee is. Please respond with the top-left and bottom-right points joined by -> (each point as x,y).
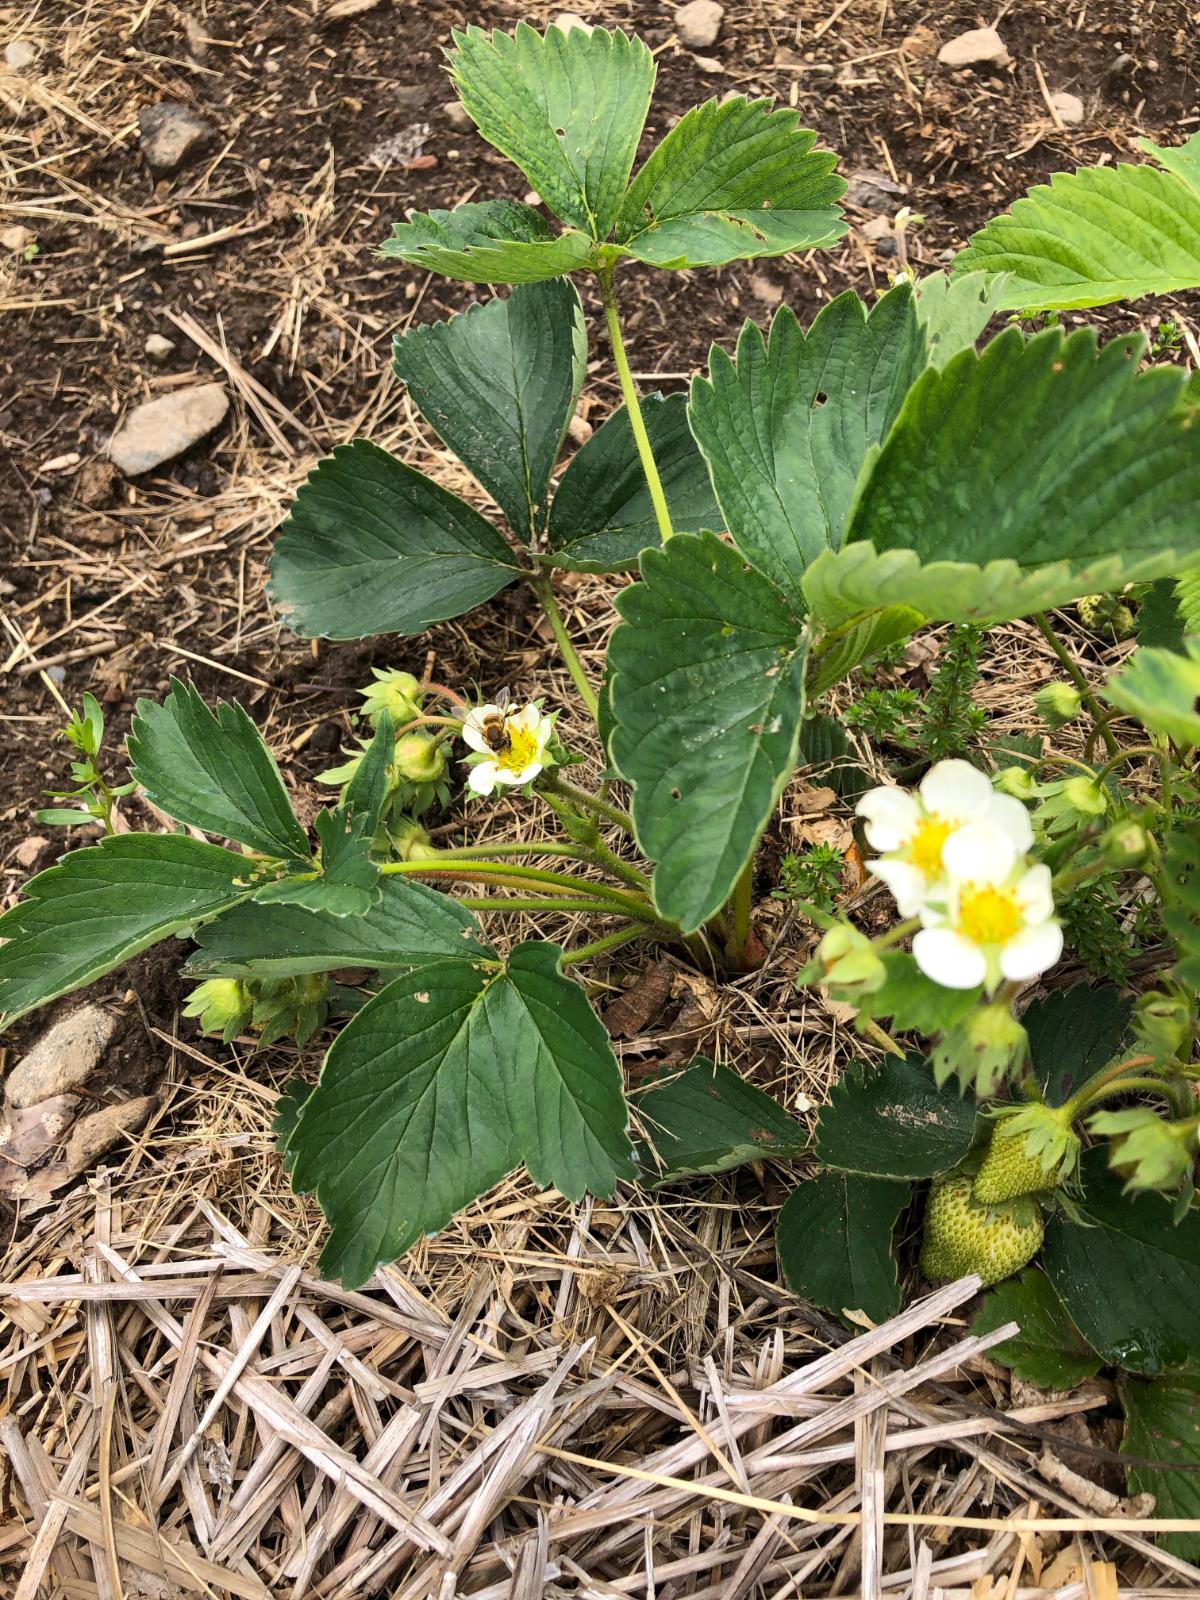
478,688 -> 514,753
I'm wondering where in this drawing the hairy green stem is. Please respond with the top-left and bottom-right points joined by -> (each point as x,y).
456,895 -> 631,917
561,923 -> 651,966
529,571 -> 600,720
1059,1052 -> 1158,1121
597,266 -> 674,545
544,774 -> 634,834
1076,1076 -> 1179,1113
431,841 -> 582,861
726,858 -> 754,966
381,858 -> 653,919
1031,612 -> 1119,758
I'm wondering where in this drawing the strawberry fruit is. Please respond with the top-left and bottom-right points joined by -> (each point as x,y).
920,1173 -> 1044,1288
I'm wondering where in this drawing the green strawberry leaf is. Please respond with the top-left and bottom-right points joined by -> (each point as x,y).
1164,816 -> 1200,988
128,679 -> 310,862
614,96 -> 845,269
635,1057 -> 808,1184
1119,1371 -> 1200,1558
804,327 -> 1200,627
449,23 -> 654,239
971,1268 -> 1102,1389
188,876 -> 492,979
380,200 -> 596,284
1137,579 -> 1188,652
392,279 -> 586,543
777,1170 -> 908,1324
545,393 -> 722,572
253,809 -> 380,919
913,269 -> 1010,367
0,835 -> 251,1026
688,286 -> 925,608
806,604 -> 924,697
338,713 -> 396,836
1042,1148 -> 1200,1373
1105,641 -> 1200,748
1022,984 -> 1131,1107
287,940 -> 634,1286
608,532 -> 808,932
951,133 -> 1200,311
852,951 -> 982,1035
815,1054 -> 978,1181
270,440 -> 521,640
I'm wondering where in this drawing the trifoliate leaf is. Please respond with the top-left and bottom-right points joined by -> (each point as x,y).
1042,1148 -> 1200,1373
1119,1372 -> 1200,1558
449,23 -> 655,239
1105,641 -> 1200,748
129,680 -> 310,862
546,393 -> 722,572
187,876 -> 493,979
971,1268 -> 1101,1389
951,133 -> 1200,310
777,1170 -> 908,1324
608,531 -> 808,932
287,940 -> 634,1285
0,835 -> 250,1026
815,1054 -> 978,1181
380,200 -> 595,284
688,286 -> 925,608
635,1058 -> 808,1185
392,279 -> 586,542
803,327 -> 1200,628
614,96 -> 845,269
913,269 -> 1010,367
270,440 -> 521,640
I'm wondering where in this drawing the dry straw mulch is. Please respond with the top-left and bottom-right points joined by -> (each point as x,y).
4,1140 -> 1200,1598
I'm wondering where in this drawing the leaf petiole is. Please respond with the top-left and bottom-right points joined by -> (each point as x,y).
529,570 -> 600,720
596,265 -> 674,544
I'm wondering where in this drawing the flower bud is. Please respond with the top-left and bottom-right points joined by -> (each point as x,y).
1101,819 -> 1151,868
183,977 -> 252,1042
361,669 -> 422,730
1133,990 -> 1191,1061
1062,776 -> 1108,818
813,925 -> 887,995
388,817 -> 439,861
994,765 -> 1036,799
394,733 -> 447,785
1035,682 -> 1082,729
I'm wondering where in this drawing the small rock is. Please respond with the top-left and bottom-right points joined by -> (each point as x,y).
843,168 -> 906,210
13,835 -> 49,868
137,101 -> 218,178
750,273 -> 782,306
1050,90 -> 1085,125
4,38 -> 38,72
61,1095 -> 157,1177
691,54 -> 724,74
5,1005 -> 118,1109
182,12 -> 208,60
566,413 -> 593,445
1,224 -> 33,252
322,0 -> 381,18
900,25 -> 939,61
442,99 -> 472,131
551,12 -> 593,34
937,27 -> 1011,70
144,332 -> 176,362
0,1097 -> 79,1172
76,457 -> 119,508
107,383 -> 229,477
675,0 -> 723,50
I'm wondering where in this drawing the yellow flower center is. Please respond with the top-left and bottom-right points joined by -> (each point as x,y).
958,883 -> 1022,946
497,724 -> 540,774
907,814 -> 952,877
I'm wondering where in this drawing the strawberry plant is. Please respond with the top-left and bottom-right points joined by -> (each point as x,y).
3,26 -> 1200,1500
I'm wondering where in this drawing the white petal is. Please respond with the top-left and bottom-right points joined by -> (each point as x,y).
999,920 -> 1063,982
919,759 -> 993,824
505,759 -> 544,786
462,706 -> 501,753
467,760 -> 499,796
941,821 -> 1019,886
983,791 -> 1034,853
856,786 -> 920,853
1014,863 -> 1055,922
869,858 -> 929,917
913,927 -> 988,990
507,703 -> 540,734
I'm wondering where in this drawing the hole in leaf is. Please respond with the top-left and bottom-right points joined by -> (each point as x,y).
554,127 -> 566,136
670,787 -> 682,800
814,391 -> 828,406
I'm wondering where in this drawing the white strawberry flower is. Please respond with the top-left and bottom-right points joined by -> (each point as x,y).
856,759 -> 1033,916
913,821 -> 1063,993
462,701 -> 556,796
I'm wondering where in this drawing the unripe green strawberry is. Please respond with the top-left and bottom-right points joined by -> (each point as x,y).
920,1174 -> 1044,1288
972,1129 -> 1054,1204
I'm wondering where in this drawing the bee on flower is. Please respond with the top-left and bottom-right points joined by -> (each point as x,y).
461,695 -> 557,796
